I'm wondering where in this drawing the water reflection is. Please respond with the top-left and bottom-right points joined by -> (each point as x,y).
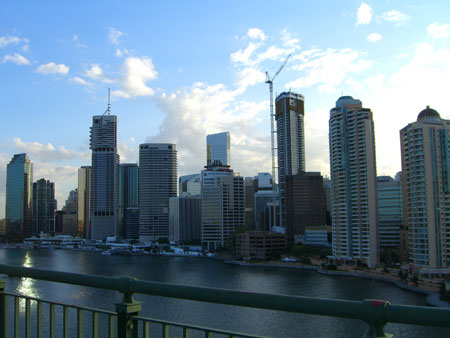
17,251 -> 39,298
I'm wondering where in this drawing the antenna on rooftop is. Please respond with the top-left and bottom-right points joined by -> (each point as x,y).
103,88 -> 111,115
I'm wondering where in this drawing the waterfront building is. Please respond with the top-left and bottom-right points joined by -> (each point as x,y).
90,114 -> 120,240
119,163 -> 139,238
169,195 -> 201,242
254,190 -> 278,231
139,143 -> 177,242
275,91 -> 305,229
400,106 -> 450,273
303,226 -> 331,247
32,178 -> 56,234
244,177 -> 256,228
5,153 -> 33,236
285,172 -> 327,243
62,189 -> 78,237
179,174 -> 201,196
377,176 -> 402,249
329,96 -> 378,268
236,231 -> 286,260
207,132 -> 230,167
323,177 -> 332,226
123,207 -> 139,240
78,166 -> 91,238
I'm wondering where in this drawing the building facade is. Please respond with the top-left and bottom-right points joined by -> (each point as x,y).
139,143 -> 177,242
179,174 -> 201,196
285,172 -> 327,243
169,196 -> 201,243
90,114 -> 120,240
377,176 -> 402,249
5,153 -> 33,236
62,189 -> 78,237
329,96 -> 378,268
207,132 -> 230,167
275,91 -> 305,229
400,106 -> 450,271
119,163 -> 139,238
236,231 -> 286,261
78,166 -> 91,238
32,178 -> 56,234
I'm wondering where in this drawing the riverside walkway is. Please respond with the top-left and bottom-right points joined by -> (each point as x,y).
0,263 -> 450,337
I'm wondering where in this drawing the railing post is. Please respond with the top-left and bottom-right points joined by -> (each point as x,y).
115,278 -> 141,338
0,278 -> 8,338
361,299 -> 393,338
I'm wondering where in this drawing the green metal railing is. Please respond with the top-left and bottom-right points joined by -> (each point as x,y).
0,263 -> 449,337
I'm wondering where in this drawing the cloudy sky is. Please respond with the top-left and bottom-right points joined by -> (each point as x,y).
1,1 -> 449,217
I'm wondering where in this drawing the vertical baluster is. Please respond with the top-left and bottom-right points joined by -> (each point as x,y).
204,331 -> 212,338
36,301 -> 43,338
78,308 -> 83,338
162,324 -> 169,338
143,321 -> 150,338
25,298 -> 31,338
14,296 -> 19,338
92,312 -> 98,338
63,306 -> 69,338
49,303 -> 55,338
108,314 -> 114,338
183,327 -> 190,338
0,280 -> 8,338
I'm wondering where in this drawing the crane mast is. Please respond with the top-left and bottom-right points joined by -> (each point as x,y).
265,54 -> 290,229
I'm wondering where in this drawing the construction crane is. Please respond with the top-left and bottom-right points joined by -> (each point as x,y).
265,54 -> 291,192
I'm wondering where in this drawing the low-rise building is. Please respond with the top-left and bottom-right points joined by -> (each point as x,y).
236,231 -> 286,260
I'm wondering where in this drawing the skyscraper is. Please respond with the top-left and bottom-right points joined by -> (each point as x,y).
275,91 -> 305,228
139,143 -> 177,242
90,114 -> 120,240
5,153 -> 33,236
78,166 -> 91,238
32,178 -> 56,234
119,163 -> 139,239
62,189 -> 78,237
400,106 -> 450,272
329,96 -> 378,268
179,174 -> 201,196
377,176 -> 402,249
207,132 -> 230,167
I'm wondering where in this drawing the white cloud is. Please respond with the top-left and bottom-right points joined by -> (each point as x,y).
247,28 -> 266,41
115,48 -> 129,58
108,28 -> 123,45
118,138 -> 138,163
366,33 -> 382,43
152,83 -> 269,177
381,10 -> 411,26
364,74 -> 384,88
287,48 -> 374,93
230,42 -> 262,65
357,3 -> 373,25
70,76 -> 91,86
0,35 -> 21,48
12,138 -> 88,161
112,56 -> 158,98
234,67 -> 266,90
427,22 -> 450,39
2,53 -> 31,65
85,64 -> 103,79
36,62 -> 69,75
280,29 -> 300,48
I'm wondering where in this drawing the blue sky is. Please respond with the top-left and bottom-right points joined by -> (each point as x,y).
1,1 -> 450,217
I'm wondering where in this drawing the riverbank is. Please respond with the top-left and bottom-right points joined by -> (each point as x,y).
225,260 -> 450,308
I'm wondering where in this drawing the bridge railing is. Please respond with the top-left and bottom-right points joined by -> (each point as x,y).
0,263 -> 449,337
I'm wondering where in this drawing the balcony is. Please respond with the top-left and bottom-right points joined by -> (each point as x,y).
0,263 -> 449,337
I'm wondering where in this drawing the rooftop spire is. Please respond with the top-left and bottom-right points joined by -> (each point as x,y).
103,88 -> 111,115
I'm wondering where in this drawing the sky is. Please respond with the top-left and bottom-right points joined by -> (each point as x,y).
1,1 -> 450,218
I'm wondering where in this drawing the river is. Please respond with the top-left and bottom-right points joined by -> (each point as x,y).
0,249 -> 448,337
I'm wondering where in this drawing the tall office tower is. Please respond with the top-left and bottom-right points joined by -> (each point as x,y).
207,132 -> 230,167
329,96 -> 378,268
179,174 -> 201,196
377,176 -> 402,249
119,163 -> 139,238
78,166 -> 91,238
5,153 -> 33,236
201,169 -> 244,250
400,107 -> 450,272
275,92 -> 305,228
244,177 -> 256,228
139,144 -> 177,242
62,189 -> 78,237
32,179 -> 56,234
285,172 -> 327,243
169,195 -> 201,242
254,190 -> 278,230
90,114 -> 120,240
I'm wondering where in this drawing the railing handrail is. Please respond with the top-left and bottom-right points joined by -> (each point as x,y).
0,263 -> 449,330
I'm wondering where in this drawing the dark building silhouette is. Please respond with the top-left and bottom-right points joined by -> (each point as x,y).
32,179 -> 56,234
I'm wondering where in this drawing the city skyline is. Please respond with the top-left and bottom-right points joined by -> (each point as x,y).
1,1 -> 450,218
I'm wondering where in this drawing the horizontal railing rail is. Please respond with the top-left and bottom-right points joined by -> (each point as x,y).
0,263 -> 450,337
